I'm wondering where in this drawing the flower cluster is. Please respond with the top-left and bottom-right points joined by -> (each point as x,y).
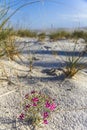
19,90 -> 58,127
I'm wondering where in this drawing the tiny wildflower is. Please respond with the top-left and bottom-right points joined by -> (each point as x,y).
32,97 -> 39,103
49,103 -> 57,111
31,90 -> 36,94
43,112 -> 49,118
19,90 -> 58,128
43,119 -> 48,124
33,103 -> 37,106
45,101 -> 51,108
25,104 -> 30,110
19,113 -> 25,120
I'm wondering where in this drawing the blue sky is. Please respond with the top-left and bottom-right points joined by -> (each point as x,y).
5,0 -> 87,29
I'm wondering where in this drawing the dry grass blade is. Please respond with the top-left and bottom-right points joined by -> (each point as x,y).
56,40 -> 87,78
0,33 -> 21,61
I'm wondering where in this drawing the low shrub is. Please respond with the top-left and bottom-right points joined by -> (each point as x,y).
19,90 -> 58,129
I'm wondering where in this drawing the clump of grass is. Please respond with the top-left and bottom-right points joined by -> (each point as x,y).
49,31 -> 71,41
63,46 -> 86,78
16,29 -> 37,38
38,33 -> 46,41
63,57 -> 84,78
0,33 -> 20,60
0,30 -> 9,40
71,31 -> 87,41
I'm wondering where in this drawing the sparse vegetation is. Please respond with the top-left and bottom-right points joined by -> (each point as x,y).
63,59 -> 84,78
0,35 -> 20,60
49,31 -> 71,41
16,29 -> 37,38
0,1 -> 87,130
62,46 -> 86,78
19,90 -> 58,129
38,33 -> 46,41
49,30 -> 87,42
71,31 -> 87,40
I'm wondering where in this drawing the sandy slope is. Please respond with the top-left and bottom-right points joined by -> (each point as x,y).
0,38 -> 87,130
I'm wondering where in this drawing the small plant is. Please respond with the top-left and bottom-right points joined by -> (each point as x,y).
27,54 -> 34,72
63,46 -> 86,78
63,59 -> 84,78
0,35 -> 20,60
29,57 -> 33,72
19,90 -> 58,129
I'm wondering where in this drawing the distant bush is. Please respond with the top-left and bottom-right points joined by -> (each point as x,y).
71,31 -> 84,39
49,31 -> 71,41
71,31 -> 87,41
17,29 -> 37,38
38,33 -> 46,41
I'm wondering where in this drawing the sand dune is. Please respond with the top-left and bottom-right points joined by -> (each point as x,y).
0,38 -> 87,130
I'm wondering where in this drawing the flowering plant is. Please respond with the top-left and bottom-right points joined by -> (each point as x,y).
19,90 -> 58,128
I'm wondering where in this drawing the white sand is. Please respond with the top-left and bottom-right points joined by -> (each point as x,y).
0,38 -> 87,130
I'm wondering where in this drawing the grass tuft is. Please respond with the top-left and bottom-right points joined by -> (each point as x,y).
63,46 -> 86,78
38,33 -> 46,41
16,29 -> 37,38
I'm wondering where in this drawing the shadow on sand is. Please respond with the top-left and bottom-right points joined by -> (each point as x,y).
0,117 -> 36,130
22,49 -> 87,57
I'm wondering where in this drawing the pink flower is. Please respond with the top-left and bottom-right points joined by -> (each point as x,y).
19,113 -> 25,120
45,101 -> 57,111
49,103 -> 56,111
43,119 -> 48,124
25,104 -> 30,110
32,97 -> 39,103
31,90 -> 36,94
25,94 -> 29,99
43,112 -> 49,118
45,101 -> 51,108
33,103 -> 37,106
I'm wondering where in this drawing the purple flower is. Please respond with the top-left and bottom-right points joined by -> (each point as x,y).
43,112 -> 49,118
43,119 -> 48,124
33,103 -> 37,106
32,97 -> 39,103
19,113 -> 25,120
25,104 -> 30,110
31,90 -> 36,94
45,101 -> 51,108
49,103 -> 56,111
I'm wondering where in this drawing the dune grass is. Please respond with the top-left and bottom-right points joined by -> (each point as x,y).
49,31 -> 71,41
71,31 -> 87,41
49,30 -> 87,42
16,29 -> 37,38
38,32 -> 46,41
63,57 -> 85,78
63,45 -> 86,78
